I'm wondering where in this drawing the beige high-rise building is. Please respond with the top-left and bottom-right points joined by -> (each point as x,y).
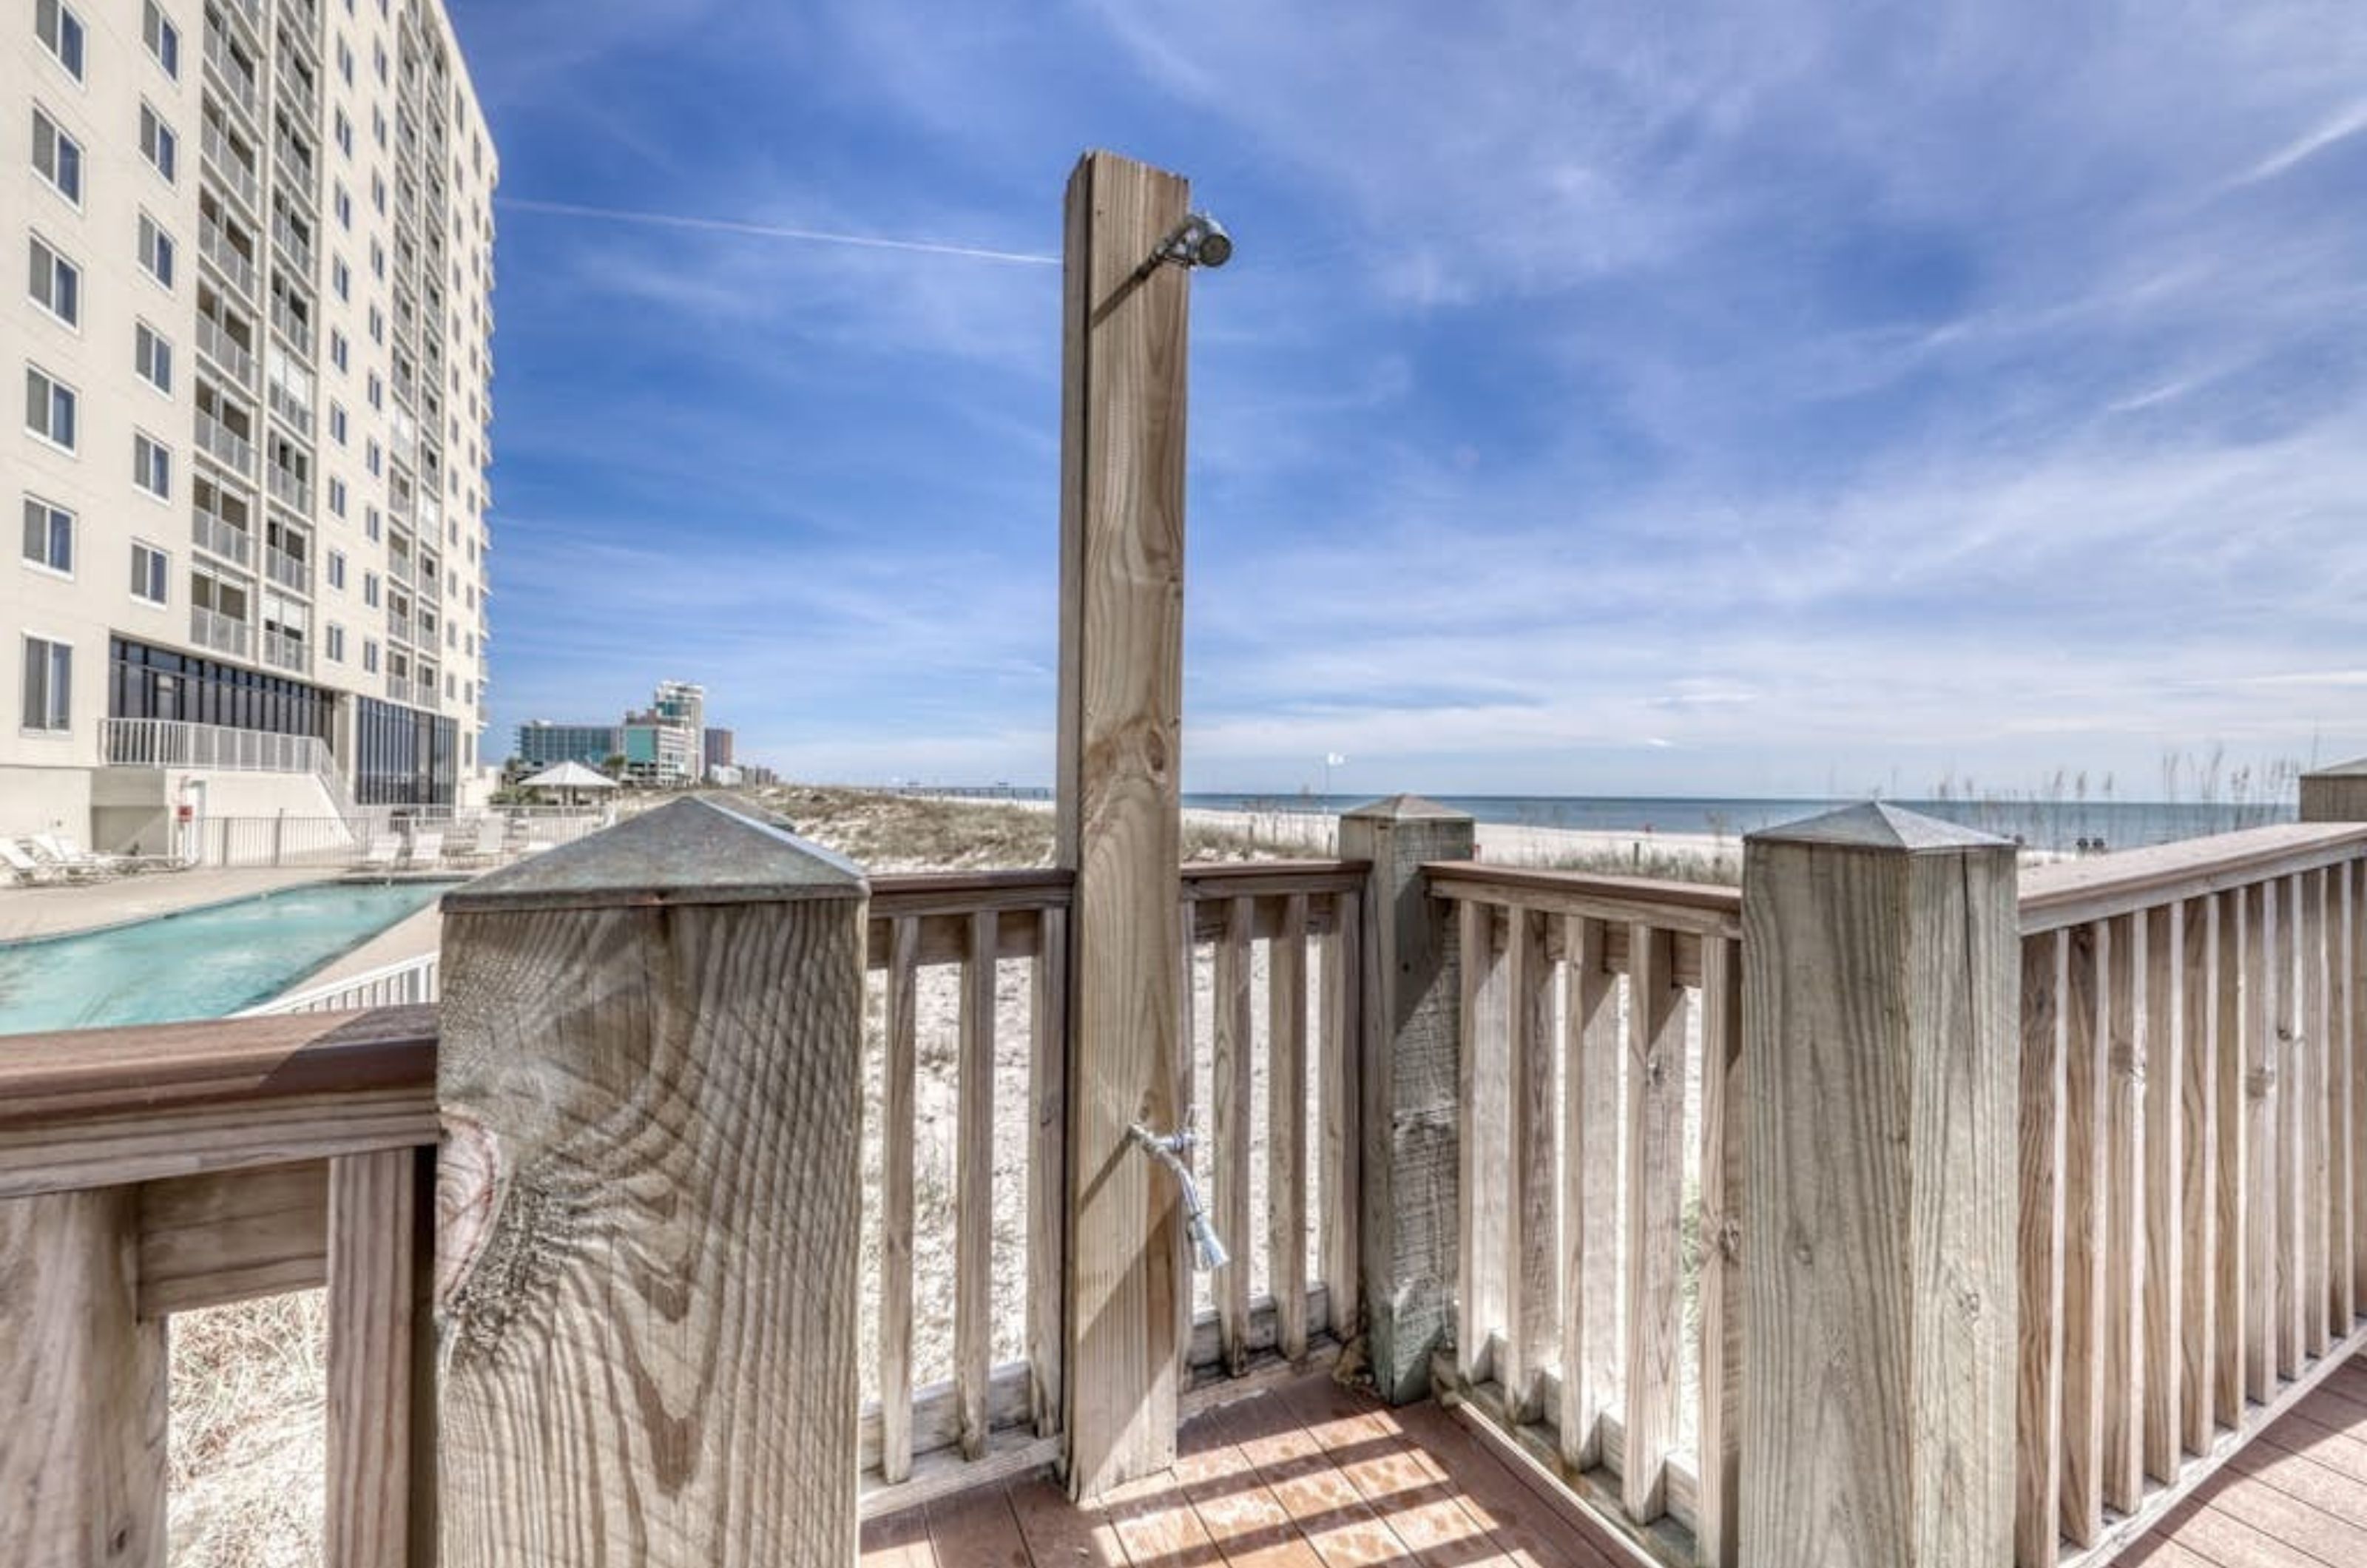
4,0 -> 495,849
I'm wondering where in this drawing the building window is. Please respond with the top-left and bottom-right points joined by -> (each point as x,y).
328,476 -> 347,516
130,541 -> 168,604
334,186 -> 352,229
36,0 -> 84,78
138,213 -> 175,289
24,366 -> 76,450
327,624 -> 345,661
371,174 -> 385,215
367,305 -> 383,344
337,38 -> 354,84
362,639 -> 378,673
365,507 -> 380,541
334,111 -> 353,158
328,550 -> 345,589
369,240 -> 384,279
28,235 -> 79,328
365,439 -> 381,476
332,258 -> 350,300
21,635 -> 71,731
363,571 -> 379,607
132,433 -> 172,500
142,1 -> 178,78
329,402 -> 348,444
21,496 -> 73,575
32,107 -> 83,204
139,104 -> 178,183
135,322 -> 173,393
330,330 -> 348,371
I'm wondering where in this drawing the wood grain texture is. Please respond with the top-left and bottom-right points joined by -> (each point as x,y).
1560,915 -> 1619,1471
2062,921 -> 2108,1545
135,1158 -> 327,1317
2143,902 -> 2184,1483
2103,914 -> 2146,1513
2180,896 -> 2220,1456
1740,822 -> 2019,1568
2019,824 -> 2367,935
1499,905 -> 1555,1424
1215,896 -> 1254,1378
434,893 -> 865,1567
1456,896 -> 1493,1387
2333,868 -> 2357,1334
1269,893 -> 1311,1364
882,916 -> 920,1483
2302,872 -> 2333,1354
1695,934 -> 1744,1568
1338,803 -> 1474,1405
2276,877 -> 2303,1381
959,910 -> 1000,1460
327,1148 -> 415,1568
1622,922 -> 1686,1524
1054,149 -> 1190,1496
0,1186 -> 166,1568
1030,907 -> 1070,1440
1320,891 -> 1362,1337
2018,930 -> 2069,1568
2349,865 -> 2365,1320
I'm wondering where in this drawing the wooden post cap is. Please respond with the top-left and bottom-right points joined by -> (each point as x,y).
1745,800 -> 2012,854
441,794 -> 866,915
1340,794 -> 1474,824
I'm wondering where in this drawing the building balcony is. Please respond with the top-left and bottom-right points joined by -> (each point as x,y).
195,316 -> 259,390
268,298 -> 311,357
191,507 -> 254,569
269,212 -> 313,275
216,0 -> 263,50
266,380 -> 313,440
266,466 -> 307,513
190,606 -> 253,660
195,410 -> 257,478
274,0 -> 318,62
274,58 -> 317,120
385,674 -> 416,706
200,218 -> 259,302
203,27 -> 261,126
388,611 -> 416,646
201,125 -> 263,216
264,545 -> 310,595
388,552 -> 416,588
260,629 -> 309,675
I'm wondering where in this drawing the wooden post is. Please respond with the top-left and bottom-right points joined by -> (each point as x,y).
2300,760 -> 2367,823
1740,803 -> 2019,1568
0,1189 -> 167,1568
1337,796 -> 1476,1403
1055,149 -> 1192,1498
433,796 -> 868,1568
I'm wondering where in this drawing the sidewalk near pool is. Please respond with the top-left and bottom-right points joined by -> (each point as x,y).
0,868 -> 334,943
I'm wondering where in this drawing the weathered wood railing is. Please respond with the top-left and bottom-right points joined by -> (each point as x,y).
2016,821 -> 2367,1565
1425,861 -> 1746,1565
0,1007 -> 438,1565
1176,859 -> 1368,1384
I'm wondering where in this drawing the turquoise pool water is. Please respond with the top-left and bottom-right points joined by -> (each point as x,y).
0,880 -> 450,1034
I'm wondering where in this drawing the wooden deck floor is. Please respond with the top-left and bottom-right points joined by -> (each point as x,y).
861,1372 -> 1644,1567
2128,1355 -> 2367,1567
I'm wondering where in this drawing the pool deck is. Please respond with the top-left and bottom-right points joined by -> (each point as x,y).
0,868 -> 334,943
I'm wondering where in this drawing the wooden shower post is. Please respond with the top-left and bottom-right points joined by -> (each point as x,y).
1055,149 -> 1194,1498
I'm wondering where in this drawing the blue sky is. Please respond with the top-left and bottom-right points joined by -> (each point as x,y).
448,0 -> 2367,799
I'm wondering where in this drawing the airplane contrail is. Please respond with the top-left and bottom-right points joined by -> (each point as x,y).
496,196 -> 1059,266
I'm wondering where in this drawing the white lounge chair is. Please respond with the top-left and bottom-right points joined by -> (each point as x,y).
27,834 -> 118,879
407,829 -> 445,868
448,817 -> 505,865
0,839 -> 64,885
359,834 -> 402,871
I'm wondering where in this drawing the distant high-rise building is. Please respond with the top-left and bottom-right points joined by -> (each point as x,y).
4,0 -> 499,843
515,720 -> 620,771
652,679 -> 704,775
703,726 -> 733,771
620,709 -> 694,786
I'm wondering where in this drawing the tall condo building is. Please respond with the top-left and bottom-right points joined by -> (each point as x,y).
4,0 -> 495,848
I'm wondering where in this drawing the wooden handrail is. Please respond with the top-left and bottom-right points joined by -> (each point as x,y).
1181,859 -> 1370,899
1424,859 -> 1743,938
2018,822 -> 2367,933
868,866 -> 1074,920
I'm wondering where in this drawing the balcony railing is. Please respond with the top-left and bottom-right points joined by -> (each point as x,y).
385,674 -> 416,705
269,297 -> 311,355
267,466 -> 307,511
270,212 -> 312,274
201,124 -> 262,214
274,59 -> 317,118
192,507 -> 254,567
265,545 -> 310,595
195,316 -> 257,388
388,612 -> 416,646
266,380 -> 313,439
100,715 -> 328,774
200,219 -> 258,300
190,605 -> 254,660
195,410 -> 257,476
388,552 -> 416,587
261,629 -> 309,674
219,0 -> 263,44
273,137 -> 314,189
203,30 -> 260,122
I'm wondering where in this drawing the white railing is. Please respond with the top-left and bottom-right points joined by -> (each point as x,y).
192,507 -> 254,567
189,606 -> 254,660
261,629 -> 309,673
200,219 -> 258,298
101,717 -> 331,775
268,465 -> 307,510
389,552 -> 416,586
265,544 -> 310,593
197,316 -> 257,386
267,379 -> 313,437
201,124 -> 261,212
195,410 -> 255,475
269,298 -> 310,354
270,212 -> 312,273
240,952 -> 441,1016
386,675 -> 416,706
203,30 -> 260,121
388,612 -> 416,646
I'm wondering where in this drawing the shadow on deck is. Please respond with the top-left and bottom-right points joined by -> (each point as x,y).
2130,1354 -> 2367,1568
862,1372 -> 1643,1567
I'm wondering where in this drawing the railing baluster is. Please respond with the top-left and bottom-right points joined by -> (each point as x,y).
326,1148 -> 413,1568
2062,920 -> 2106,1547
879,916 -> 919,1484
2181,894 -> 2220,1455
2346,865 -> 2364,1320
2276,876 -> 2303,1380
2304,872 -> 2332,1356
1174,899 -> 1195,1385
1500,904 -> 1553,1424
956,910 -> 997,1459
2103,913 -> 2145,1513
1215,896 -> 1255,1376
1319,889 -> 1360,1336
2018,928 -> 2068,1567
1695,933 -> 1743,1568
1456,896 -> 1491,1386
2142,902 -> 2183,1482
2244,882 -> 2275,1402
1622,921 -> 1685,1524
1269,893 -> 1309,1364
1560,914 -> 1618,1472
1029,908 -> 1067,1438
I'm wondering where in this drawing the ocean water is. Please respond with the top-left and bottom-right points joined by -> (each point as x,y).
0,879 -> 450,1034
1184,793 -> 2297,853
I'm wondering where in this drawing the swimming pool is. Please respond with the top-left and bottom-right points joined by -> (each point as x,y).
0,880 -> 450,1035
